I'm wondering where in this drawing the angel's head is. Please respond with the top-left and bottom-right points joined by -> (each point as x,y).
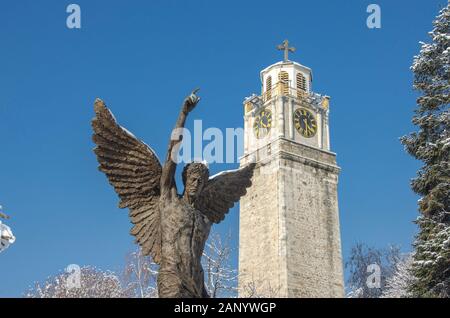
182,162 -> 209,201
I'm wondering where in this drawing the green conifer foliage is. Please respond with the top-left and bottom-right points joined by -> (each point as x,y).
401,4 -> 450,298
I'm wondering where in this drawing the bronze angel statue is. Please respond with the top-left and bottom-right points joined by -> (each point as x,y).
91,89 -> 255,298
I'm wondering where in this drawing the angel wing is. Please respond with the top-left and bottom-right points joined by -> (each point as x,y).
194,163 -> 256,224
91,99 -> 163,264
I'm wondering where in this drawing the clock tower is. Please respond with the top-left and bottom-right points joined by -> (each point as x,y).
238,41 -> 344,297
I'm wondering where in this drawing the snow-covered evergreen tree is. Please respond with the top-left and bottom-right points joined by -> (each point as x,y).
400,3 -> 450,298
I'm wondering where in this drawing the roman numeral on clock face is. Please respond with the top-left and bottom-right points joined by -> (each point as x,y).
253,108 -> 273,139
294,108 -> 317,138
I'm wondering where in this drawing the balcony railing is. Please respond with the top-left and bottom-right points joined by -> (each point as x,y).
261,81 -> 328,109
244,82 -> 329,114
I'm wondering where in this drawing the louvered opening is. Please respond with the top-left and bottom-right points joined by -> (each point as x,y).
296,73 -> 307,99
266,76 -> 272,101
278,71 -> 289,95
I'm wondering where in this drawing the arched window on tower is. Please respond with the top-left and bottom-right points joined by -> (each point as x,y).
265,76 -> 272,101
296,73 -> 307,99
278,71 -> 289,96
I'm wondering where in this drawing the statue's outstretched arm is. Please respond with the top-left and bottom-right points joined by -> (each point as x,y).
161,89 -> 201,191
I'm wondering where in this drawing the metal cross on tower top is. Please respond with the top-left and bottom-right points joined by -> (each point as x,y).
277,39 -> 296,62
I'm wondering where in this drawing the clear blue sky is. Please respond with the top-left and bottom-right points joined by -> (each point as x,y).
0,0 -> 446,297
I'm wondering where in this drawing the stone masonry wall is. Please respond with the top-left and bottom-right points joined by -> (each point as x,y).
239,138 -> 344,297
